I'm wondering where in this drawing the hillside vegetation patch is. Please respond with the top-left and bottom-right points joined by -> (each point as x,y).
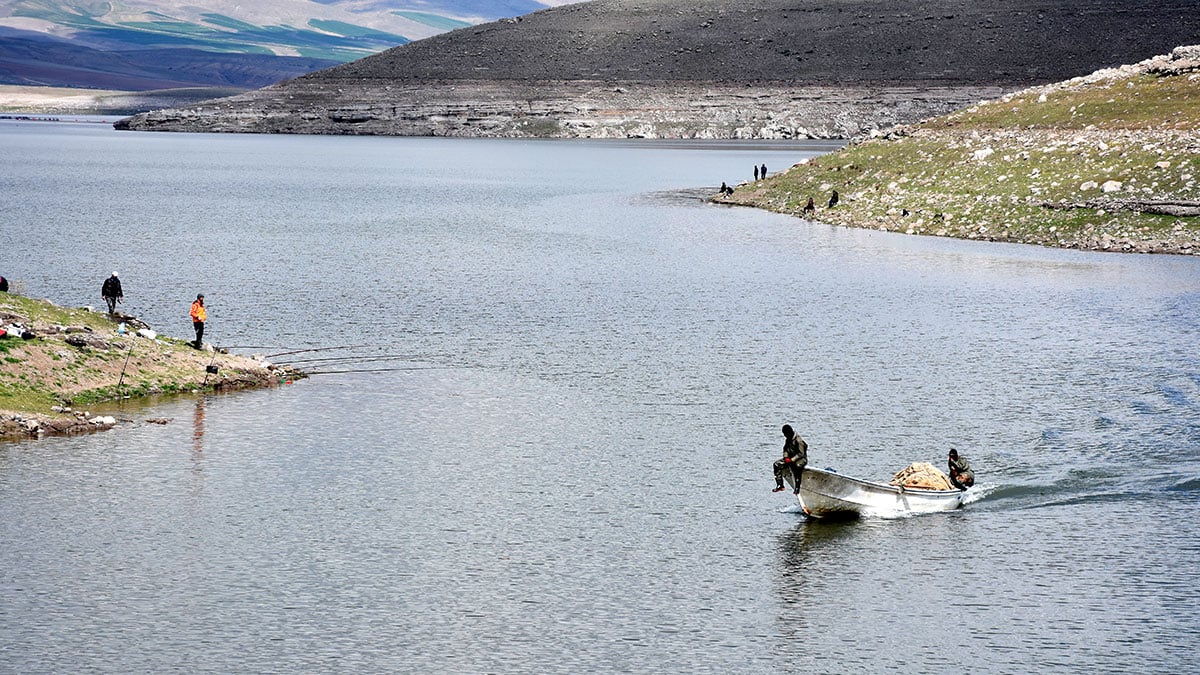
720,47 -> 1200,254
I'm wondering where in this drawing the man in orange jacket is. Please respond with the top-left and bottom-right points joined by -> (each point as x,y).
190,294 -> 206,349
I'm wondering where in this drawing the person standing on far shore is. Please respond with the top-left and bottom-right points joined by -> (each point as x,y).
101,272 -> 123,314
754,165 -> 760,181
760,163 -> 768,179
190,294 -> 206,349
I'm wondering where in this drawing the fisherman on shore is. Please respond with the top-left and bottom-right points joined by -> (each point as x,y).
760,163 -> 767,179
190,293 -> 206,349
101,272 -> 123,314
948,448 -> 975,490
0,275 -> 8,293
828,190 -> 840,208
772,424 -> 809,495
754,165 -> 760,180
802,197 -> 816,215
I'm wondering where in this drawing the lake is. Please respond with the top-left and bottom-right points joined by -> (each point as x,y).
2,119 -> 1199,673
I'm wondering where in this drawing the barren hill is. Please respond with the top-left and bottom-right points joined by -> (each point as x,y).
119,0 -> 1200,139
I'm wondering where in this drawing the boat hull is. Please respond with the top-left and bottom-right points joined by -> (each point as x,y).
787,466 -> 964,518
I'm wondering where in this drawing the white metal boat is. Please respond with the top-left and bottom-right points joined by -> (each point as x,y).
786,466 -> 965,518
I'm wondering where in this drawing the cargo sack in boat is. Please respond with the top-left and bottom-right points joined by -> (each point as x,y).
890,462 -> 953,490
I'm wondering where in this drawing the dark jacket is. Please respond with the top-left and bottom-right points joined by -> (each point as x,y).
949,455 -> 975,488
784,434 -> 808,467
102,276 -> 123,298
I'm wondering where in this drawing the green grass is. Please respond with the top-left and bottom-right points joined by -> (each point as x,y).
0,293 -> 115,331
932,74 -> 1200,131
728,68 -> 1200,252
0,381 -> 56,411
0,294 -> 289,418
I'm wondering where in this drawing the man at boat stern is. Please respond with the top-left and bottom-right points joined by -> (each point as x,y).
948,448 -> 975,490
772,424 -> 808,495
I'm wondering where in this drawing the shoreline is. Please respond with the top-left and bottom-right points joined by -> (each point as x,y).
0,294 -> 304,442
714,48 -> 1200,256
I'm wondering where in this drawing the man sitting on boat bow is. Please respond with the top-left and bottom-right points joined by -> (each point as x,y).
772,424 -> 808,495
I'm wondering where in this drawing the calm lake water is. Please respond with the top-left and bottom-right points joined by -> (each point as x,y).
2,119 -> 1199,673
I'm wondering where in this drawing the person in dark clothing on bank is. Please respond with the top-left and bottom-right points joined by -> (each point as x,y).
101,272 -> 123,314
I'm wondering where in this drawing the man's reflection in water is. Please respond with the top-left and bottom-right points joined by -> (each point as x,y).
191,396 -> 207,494
774,519 -> 860,617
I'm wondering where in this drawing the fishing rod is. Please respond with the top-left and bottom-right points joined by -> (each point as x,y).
116,338 -> 134,398
273,353 -> 432,366
305,365 -> 449,375
264,344 -> 372,359
201,323 -> 220,387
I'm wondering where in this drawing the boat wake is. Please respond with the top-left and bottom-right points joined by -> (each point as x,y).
960,483 -> 998,505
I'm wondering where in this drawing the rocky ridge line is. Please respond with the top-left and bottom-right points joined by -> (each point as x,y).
116,0 -> 1200,139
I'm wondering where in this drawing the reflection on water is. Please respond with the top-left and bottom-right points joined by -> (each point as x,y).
190,396 -> 206,495
192,396 -> 206,455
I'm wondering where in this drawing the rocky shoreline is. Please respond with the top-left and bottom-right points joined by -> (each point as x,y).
0,294 -> 304,442
116,80 -> 1006,140
717,47 -> 1200,255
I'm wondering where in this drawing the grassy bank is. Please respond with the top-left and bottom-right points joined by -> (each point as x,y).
0,293 -> 301,440
719,47 -> 1200,254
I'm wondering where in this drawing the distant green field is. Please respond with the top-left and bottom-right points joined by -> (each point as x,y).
308,19 -> 408,44
12,3 -> 407,61
201,13 -> 259,33
11,2 -> 107,29
393,11 -> 470,32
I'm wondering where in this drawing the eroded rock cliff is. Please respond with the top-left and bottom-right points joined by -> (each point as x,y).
116,0 -> 1200,139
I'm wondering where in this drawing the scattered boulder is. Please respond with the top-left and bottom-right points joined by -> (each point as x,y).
65,334 -> 115,350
